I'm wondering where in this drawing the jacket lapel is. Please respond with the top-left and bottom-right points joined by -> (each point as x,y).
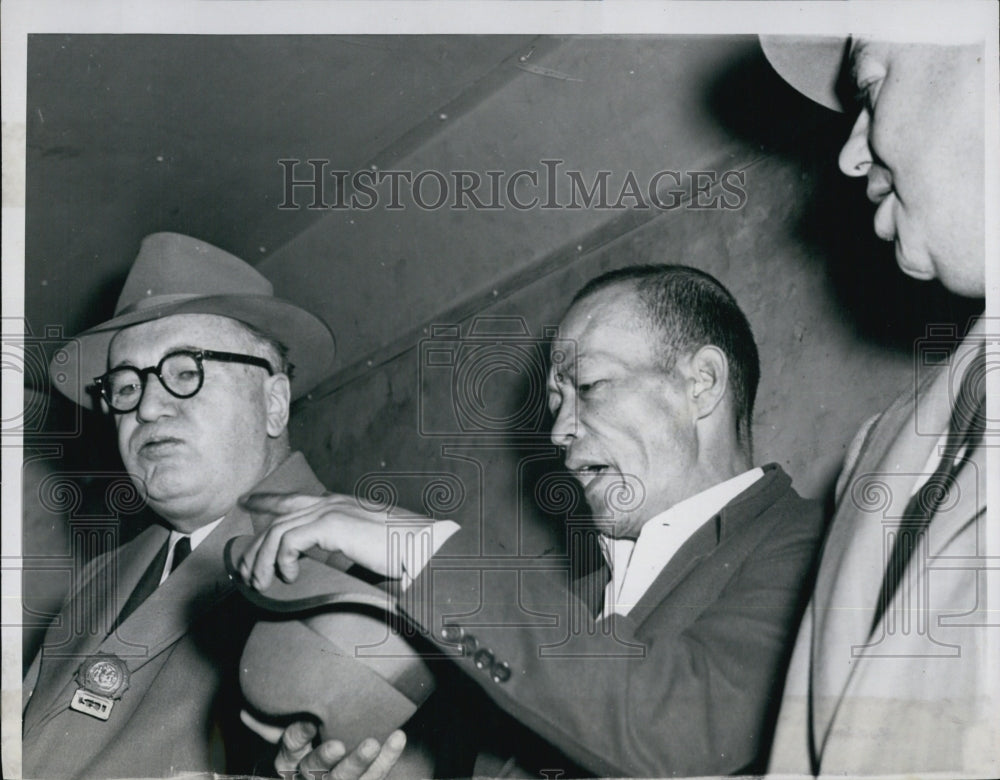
24,452 -> 326,733
921,437 -> 986,559
810,320 -> 985,756
104,452 -> 325,668
626,465 -> 786,629
99,508 -> 253,666
23,524 -> 169,734
573,565 -> 610,620
626,520 -> 719,629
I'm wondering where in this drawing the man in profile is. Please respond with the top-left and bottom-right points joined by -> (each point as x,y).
761,35 -> 997,775
240,263 -> 826,777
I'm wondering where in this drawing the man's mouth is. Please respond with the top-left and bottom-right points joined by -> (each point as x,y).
571,463 -> 610,489
873,194 -> 897,242
139,436 -> 183,457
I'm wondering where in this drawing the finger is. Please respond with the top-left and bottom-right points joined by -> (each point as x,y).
274,721 -> 318,773
240,509 -> 324,589
327,738 -> 382,780
238,496 -> 354,586
296,738 -> 347,777
240,521 -> 286,588
240,491 -> 329,516
358,731 -> 406,780
272,520 -> 349,583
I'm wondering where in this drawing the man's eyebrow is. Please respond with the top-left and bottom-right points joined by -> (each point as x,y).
575,349 -> 629,367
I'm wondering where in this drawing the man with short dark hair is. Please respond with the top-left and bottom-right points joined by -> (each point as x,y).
569,264 -> 760,453
240,263 -> 826,777
761,36 -> 997,775
22,233 -> 409,779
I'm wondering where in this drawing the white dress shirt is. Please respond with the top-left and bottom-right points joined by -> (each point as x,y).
158,517 -> 224,585
598,467 -> 764,619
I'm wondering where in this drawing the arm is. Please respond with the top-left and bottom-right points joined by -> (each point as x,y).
397,495 -> 823,777
240,490 -> 823,777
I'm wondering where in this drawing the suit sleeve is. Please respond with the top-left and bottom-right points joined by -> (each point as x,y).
397,495 -> 823,777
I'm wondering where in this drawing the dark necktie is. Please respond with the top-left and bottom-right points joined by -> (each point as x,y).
111,537 -> 169,633
870,345 -> 986,633
171,535 -> 192,573
110,535 -> 193,633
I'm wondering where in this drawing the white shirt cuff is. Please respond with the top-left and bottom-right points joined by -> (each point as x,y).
397,520 -> 460,591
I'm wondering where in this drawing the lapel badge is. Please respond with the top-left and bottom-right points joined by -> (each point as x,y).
70,653 -> 131,720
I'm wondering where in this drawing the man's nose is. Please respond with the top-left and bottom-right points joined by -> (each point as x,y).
549,402 -> 577,448
135,374 -> 177,422
838,110 -> 872,177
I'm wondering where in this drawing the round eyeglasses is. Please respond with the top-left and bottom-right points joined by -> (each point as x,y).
94,349 -> 275,413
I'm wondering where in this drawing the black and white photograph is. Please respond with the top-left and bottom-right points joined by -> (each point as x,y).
2,2 -> 998,778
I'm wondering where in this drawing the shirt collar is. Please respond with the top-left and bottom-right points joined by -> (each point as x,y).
599,467 -> 765,570
168,516 -> 225,552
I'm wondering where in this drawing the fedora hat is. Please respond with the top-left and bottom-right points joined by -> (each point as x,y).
759,35 -> 851,113
223,536 -> 435,751
49,232 -> 335,406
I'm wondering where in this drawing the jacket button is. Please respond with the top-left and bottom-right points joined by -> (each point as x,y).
440,625 -> 464,643
461,635 -> 479,656
491,661 -> 511,683
473,648 -> 494,671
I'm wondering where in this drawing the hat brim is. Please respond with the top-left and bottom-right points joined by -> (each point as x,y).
760,35 -> 851,113
51,295 -> 335,407
225,536 -> 436,749
223,535 -> 395,614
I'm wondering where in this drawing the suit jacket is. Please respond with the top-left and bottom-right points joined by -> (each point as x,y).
399,463 -> 824,777
22,452 -> 325,780
768,318 -> 999,777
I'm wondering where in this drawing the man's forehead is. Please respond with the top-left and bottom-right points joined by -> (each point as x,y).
560,284 -> 646,333
550,286 -> 658,368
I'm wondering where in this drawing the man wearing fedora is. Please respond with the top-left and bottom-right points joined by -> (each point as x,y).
22,233 -> 406,779
759,36 -> 997,775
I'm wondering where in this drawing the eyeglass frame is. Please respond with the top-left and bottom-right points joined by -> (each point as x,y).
93,348 -> 280,413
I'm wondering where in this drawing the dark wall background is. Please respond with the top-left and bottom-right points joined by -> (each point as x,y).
280,139 -> 978,560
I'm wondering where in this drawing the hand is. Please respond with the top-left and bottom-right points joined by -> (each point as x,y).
277,721 -> 405,780
238,492 -> 425,589
242,713 -> 406,780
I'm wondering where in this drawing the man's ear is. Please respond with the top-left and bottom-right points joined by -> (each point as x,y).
687,345 -> 728,420
264,373 -> 291,437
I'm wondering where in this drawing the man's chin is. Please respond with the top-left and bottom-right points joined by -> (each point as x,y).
892,231 -> 936,282
142,481 -> 208,521
895,251 -> 936,282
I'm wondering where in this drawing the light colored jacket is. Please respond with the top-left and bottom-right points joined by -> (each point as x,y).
768,317 -> 999,777
22,452 -> 323,779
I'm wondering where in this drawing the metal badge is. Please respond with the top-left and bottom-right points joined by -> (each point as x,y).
70,654 -> 131,720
